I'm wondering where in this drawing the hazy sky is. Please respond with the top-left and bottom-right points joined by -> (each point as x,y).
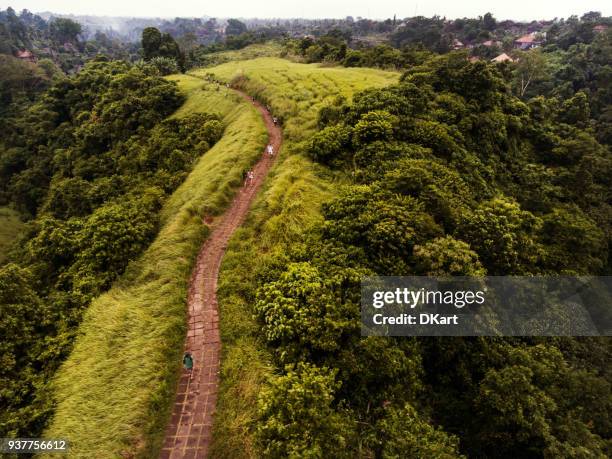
1,0 -> 610,21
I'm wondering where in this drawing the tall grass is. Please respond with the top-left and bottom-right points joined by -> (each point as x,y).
203,58 -> 399,457
41,75 -> 267,459
0,206 -> 23,264
195,42 -> 283,68
191,57 -> 398,142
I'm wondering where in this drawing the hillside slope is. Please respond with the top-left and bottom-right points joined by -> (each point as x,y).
42,75 -> 267,458
192,59 -> 399,457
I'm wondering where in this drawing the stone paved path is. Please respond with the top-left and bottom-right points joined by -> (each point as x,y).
160,89 -> 282,459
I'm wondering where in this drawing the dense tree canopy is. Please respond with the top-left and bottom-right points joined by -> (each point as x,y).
255,52 -> 612,457
141,26 -> 185,72
0,59 -> 223,437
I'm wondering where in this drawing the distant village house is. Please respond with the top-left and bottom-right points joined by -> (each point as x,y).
15,49 -> 36,63
514,32 -> 542,49
491,53 -> 514,63
452,39 -> 464,50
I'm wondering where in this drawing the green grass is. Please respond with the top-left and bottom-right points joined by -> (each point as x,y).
204,58 -> 399,457
191,57 -> 399,141
196,42 -> 283,68
0,206 -> 24,264
42,75 -> 267,459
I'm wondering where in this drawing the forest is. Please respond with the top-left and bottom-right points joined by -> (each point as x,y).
252,52 -> 611,457
0,4 -> 610,459
0,58 -> 224,437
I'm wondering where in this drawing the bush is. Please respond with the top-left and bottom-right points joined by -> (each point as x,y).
148,56 -> 180,76
352,110 -> 397,146
307,124 -> 352,164
257,363 -> 355,458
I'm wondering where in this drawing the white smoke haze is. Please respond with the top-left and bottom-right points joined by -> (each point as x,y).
2,0 -> 611,21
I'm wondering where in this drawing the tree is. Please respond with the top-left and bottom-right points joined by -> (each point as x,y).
307,124 -> 352,164
413,236 -> 486,276
148,56 -> 179,76
514,49 -> 547,97
540,205 -> 607,273
226,19 -> 247,36
352,110 -> 397,146
49,17 -> 82,43
141,27 -> 184,71
0,55 -> 50,105
482,12 -> 497,31
559,91 -> 590,127
0,263 -> 52,437
369,403 -> 464,458
255,262 -> 358,362
141,27 -> 162,60
458,197 -> 542,274
257,363 -> 356,458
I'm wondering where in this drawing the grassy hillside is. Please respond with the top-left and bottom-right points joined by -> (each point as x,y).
192,57 -> 398,141
42,75 -> 267,459
0,207 -> 23,264
200,59 -> 399,457
195,42 -> 283,68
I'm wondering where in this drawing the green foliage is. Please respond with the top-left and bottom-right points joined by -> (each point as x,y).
0,54 -> 51,107
540,205 -> 607,273
226,19 -> 247,37
306,124 -> 352,164
255,262 -> 359,362
370,403 -> 463,458
413,236 -> 486,276
44,74 -> 267,458
0,207 -> 24,264
49,18 -> 82,43
148,56 -> 180,75
257,363 -> 355,458
458,197 -> 542,275
352,110 -> 397,145
141,27 -> 185,72
0,64 -> 224,440
0,264 -> 53,436
245,51 -> 611,459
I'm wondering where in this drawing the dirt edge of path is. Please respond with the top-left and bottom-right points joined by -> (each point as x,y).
159,89 -> 282,459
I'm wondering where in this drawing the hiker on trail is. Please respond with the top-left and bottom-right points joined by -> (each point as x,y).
183,352 -> 194,379
252,96 -> 255,104
272,117 -> 278,126
245,170 -> 254,186
266,144 -> 274,156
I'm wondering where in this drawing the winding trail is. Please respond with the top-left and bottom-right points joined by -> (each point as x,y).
160,89 -> 281,459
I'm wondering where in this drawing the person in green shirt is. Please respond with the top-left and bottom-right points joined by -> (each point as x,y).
183,352 -> 194,379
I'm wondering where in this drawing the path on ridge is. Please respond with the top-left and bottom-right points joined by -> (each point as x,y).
160,89 -> 281,459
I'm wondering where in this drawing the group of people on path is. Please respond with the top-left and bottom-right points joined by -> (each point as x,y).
242,143 -> 274,187
181,90 -> 282,378
244,169 -> 255,186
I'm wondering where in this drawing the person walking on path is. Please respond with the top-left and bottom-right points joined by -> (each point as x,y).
272,117 -> 278,126
243,170 -> 252,187
183,352 -> 194,379
266,144 -> 274,157
244,170 -> 254,186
